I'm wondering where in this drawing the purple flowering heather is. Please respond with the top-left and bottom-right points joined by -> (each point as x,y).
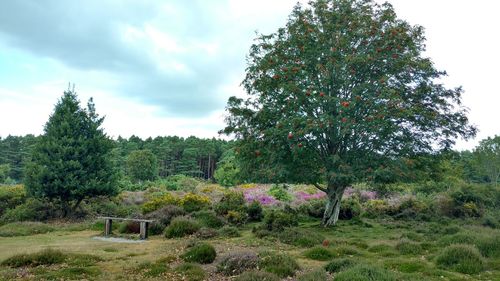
243,188 -> 278,205
360,190 -> 377,201
295,191 -> 326,201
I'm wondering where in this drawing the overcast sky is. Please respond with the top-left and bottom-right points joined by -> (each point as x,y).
0,0 -> 498,150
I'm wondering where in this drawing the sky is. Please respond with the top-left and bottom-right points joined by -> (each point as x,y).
0,0 -> 498,150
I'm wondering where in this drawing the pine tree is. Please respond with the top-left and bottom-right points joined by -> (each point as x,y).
25,90 -> 118,215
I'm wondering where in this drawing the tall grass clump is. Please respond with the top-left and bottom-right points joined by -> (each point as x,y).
334,264 -> 397,281
435,244 -> 484,274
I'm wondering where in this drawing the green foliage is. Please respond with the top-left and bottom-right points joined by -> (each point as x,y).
299,199 -> 326,218
0,198 -> 57,223
268,184 -> 292,202
435,244 -> 484,274
263,209 -> 298,231
25,91 -> 118,214
191,210 -> 225,228
339,196 -> 361,220
325,258 -> 357,273
218,225 -> 241,237
144,204 -> 186,227
473,135 -> 500,185
439,232 -> 500,258
164,217 -> 200,238
214,149 -> 241,187
246,200 -> 264,222
216,251 -> 259,275
223,0 -> 476,226
179,193 -> 211,212
297,269 -> 329,281
226,210 -> 248,225
215,191 -> 246,215
0,164 -> 11,183
195,227 -> 218,239
395,239 -> 423,255
235,271 -> 280,281
276,227 -> 324,247
334,264 -> 396,281
181,242 -> 217,264
1,249 -> 66,267
259,251 -> 300,278
0,185 -> 26,216
126,149 -> 158,182
0,222 -> 54,237
303,246 -> 333,261
174,263 -> 206,281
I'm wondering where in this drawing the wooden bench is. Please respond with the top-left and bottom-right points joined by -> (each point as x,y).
98,217 -> 154,240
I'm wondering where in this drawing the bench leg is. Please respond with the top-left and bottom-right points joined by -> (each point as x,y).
140,222 -> 149,240
105,219 -> 112,236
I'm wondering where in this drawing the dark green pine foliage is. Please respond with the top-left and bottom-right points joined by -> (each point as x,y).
223,0 -> 476,226
126,149 -> 158,182
25,90 -> 118,214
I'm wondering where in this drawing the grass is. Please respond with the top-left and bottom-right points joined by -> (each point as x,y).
303,246 -> 333,261
435,244 -> 484,274
0,218 -> 498,280
0,222 -> 54,237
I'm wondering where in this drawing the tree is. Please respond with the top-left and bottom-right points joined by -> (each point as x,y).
473,135 -> 500,186
0,164 -> 11,183
214,149 -> 241,187
223,0 -> 476,226
25,90 -> 118,215
126,149 -> 158,182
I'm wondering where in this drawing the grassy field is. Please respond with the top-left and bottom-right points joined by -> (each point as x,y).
0,218 -> 498,280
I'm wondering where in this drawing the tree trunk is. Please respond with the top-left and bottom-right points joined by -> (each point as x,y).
322,186 -> 346,227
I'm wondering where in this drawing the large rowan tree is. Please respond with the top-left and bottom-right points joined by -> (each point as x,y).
223,0 -> 476,226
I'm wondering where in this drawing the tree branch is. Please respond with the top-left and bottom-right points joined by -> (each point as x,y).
313,183 -> 327,193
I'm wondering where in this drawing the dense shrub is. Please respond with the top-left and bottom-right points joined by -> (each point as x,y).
435,244 -> 484,274
325,258 -> 357,273
268,184 -> 292,202
195,227 -> 218,239
144,204 -> 186,226
297,269 -> 329,281
0,185 -> 26,216
263,209 -> 298,231
218,226 -> 240,238
226,210 -> 248,225
299,199 -> 326,218
339,196 -> 361,220
217,251 -> 259,275
235,271 -> 280,281
393,196 -> 432,220
1,249 -> 66,267
396,239 -> 423,255
276,228 -> 324,247
246,201 -> 263,222
0,222 -> 55,237
86,197 -> 140,218
363,199 -> 389,218
215,191 -> 246,216
0,198 -> 58,223
191,210 -> 225,228
334,264 -> 397,281
259,251 -> 300,278
142,193 -> 178,214
482,214 -> 499,228
163,175 -> 201,191
174,263 -> 205,281
164,217 -> 200,238
303,246 -> 333,261
118,221 -> 140,234
181,243 -> 216,264
179,193 -> 211,213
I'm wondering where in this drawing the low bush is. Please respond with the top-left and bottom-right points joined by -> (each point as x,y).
148,221 -> 166,235
259,251 -> 300,278
217,251 -> 259,276
0,222 -> 55,237
299,199 -> 326,218
1,249 -> 66,267
334,264 -> 397,281
195,227 -> 218,239
181,242 -> 216,264
435,244 -> 484,274
482,214 -> 499,229
263,209 -> 298,231
191,210 -> 225,228
218,225 -> 240,238
144,204 -> 186,226
0,185 -> 26,217
363,199 -> 389,218
303,246 -> 333,261
179,193 -> 211,213
297,269 -> 329,281
0,198 -> 57,223
439,232 -> 500,258
235,271 -> 280,281
268,184 -> 292,202
85,196 -> 141,218
142,193 -> 179,214
164,217 -> 200,238
396,239 -> 423,255
331,245 -> 361,256
276,228 -> 324,247
215,191 -> 246,216
325,258 -> 357,273
339,196 -> 361,220
136,260 -> 170,277
246,201 -> 263,222
226,210 -> 248,225
174,263 -> 205,281
118,221 -> 140,234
